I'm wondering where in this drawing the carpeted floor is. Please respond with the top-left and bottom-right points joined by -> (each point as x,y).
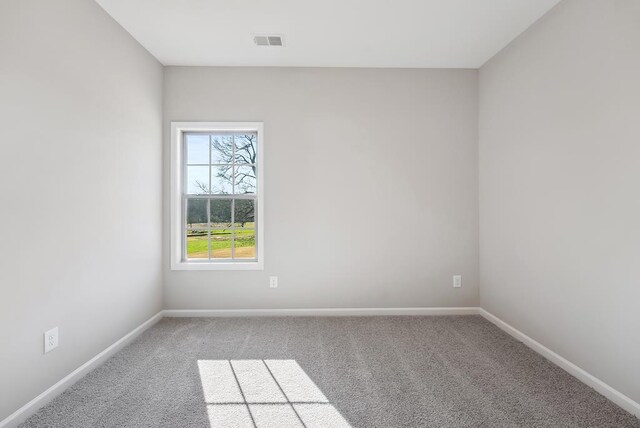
21,316 -> 640,427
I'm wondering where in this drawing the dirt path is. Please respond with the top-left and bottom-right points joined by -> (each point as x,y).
188,246 -> 255,259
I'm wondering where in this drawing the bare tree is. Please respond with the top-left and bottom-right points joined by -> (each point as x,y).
186,134 -> 257,229
234,199 -> 255,227
194,180 -> 210,194
212,134 -> 256,194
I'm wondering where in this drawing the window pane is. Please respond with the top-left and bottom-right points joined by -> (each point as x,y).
186,199 -> 208,228
186,229 -> 209,259
186,134 -> 209,164
234,133 -> 257,164
234,199 -> 255,227
186,166 -> 210,194
210,199 -> 232,228
234,166 -> 256,194
212,165 -> 232,194
211,228 -> 233,259
211,135 -> 234,164
234,230 -> 255,259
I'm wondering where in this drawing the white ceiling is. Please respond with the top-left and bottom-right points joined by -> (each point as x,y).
96,0 -> 561,68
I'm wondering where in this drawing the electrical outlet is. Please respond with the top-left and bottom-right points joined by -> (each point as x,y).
44,327 -> 59,353
269,276 -> 278,288
453,275 -> 462,288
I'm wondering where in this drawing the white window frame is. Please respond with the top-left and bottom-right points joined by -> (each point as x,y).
170,122 -> 264,270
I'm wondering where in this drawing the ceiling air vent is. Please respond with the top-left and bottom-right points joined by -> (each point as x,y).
253,34 -> 284,47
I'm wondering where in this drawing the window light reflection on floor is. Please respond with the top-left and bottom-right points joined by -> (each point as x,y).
197,359 -> 352,428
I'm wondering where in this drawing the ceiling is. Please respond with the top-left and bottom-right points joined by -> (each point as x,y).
96,0 -> 561,68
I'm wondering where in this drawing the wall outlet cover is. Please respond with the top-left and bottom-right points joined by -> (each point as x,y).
44,327 -> 59,353
269,276 -> 278,288
453,275 -> 462,288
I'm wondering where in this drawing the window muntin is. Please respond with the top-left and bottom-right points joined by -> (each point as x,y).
183,132 -> 259,263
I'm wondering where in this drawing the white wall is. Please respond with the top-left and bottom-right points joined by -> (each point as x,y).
480,0 -> 640,406
164,67 -> 479,310
0,0 -> 163,421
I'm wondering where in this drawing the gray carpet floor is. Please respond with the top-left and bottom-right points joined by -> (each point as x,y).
21,316 -> 640,427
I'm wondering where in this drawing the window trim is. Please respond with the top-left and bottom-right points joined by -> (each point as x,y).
170,122 -> 264,270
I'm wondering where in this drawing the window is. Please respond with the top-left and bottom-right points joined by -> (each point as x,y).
171,122 -> 264,270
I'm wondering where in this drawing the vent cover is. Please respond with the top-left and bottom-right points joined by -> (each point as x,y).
253,35 -> 284,47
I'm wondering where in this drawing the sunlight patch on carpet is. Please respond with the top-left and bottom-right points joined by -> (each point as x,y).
197,359 -> 351,428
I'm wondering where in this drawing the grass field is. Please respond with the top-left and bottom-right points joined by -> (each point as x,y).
187,227 -> 255,259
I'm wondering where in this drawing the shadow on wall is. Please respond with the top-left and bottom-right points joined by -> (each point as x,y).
198,359 -> 352,427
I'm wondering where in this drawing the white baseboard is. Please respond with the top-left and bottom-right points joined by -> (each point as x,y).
479,308 -> 640,419
0,312 -> 164,428
163,307 -> 481,317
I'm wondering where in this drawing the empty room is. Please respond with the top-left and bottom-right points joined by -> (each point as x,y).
1,0 -> 639,427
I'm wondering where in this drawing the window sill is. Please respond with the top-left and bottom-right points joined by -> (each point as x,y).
171,260 -> 264,271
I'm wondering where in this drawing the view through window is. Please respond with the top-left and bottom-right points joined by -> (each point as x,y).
183,132 -> 258,262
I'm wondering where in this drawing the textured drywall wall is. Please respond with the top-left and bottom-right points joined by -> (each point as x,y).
0,0 -> 163,420
480,0 -> 640,405
163,67 -> 479,310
